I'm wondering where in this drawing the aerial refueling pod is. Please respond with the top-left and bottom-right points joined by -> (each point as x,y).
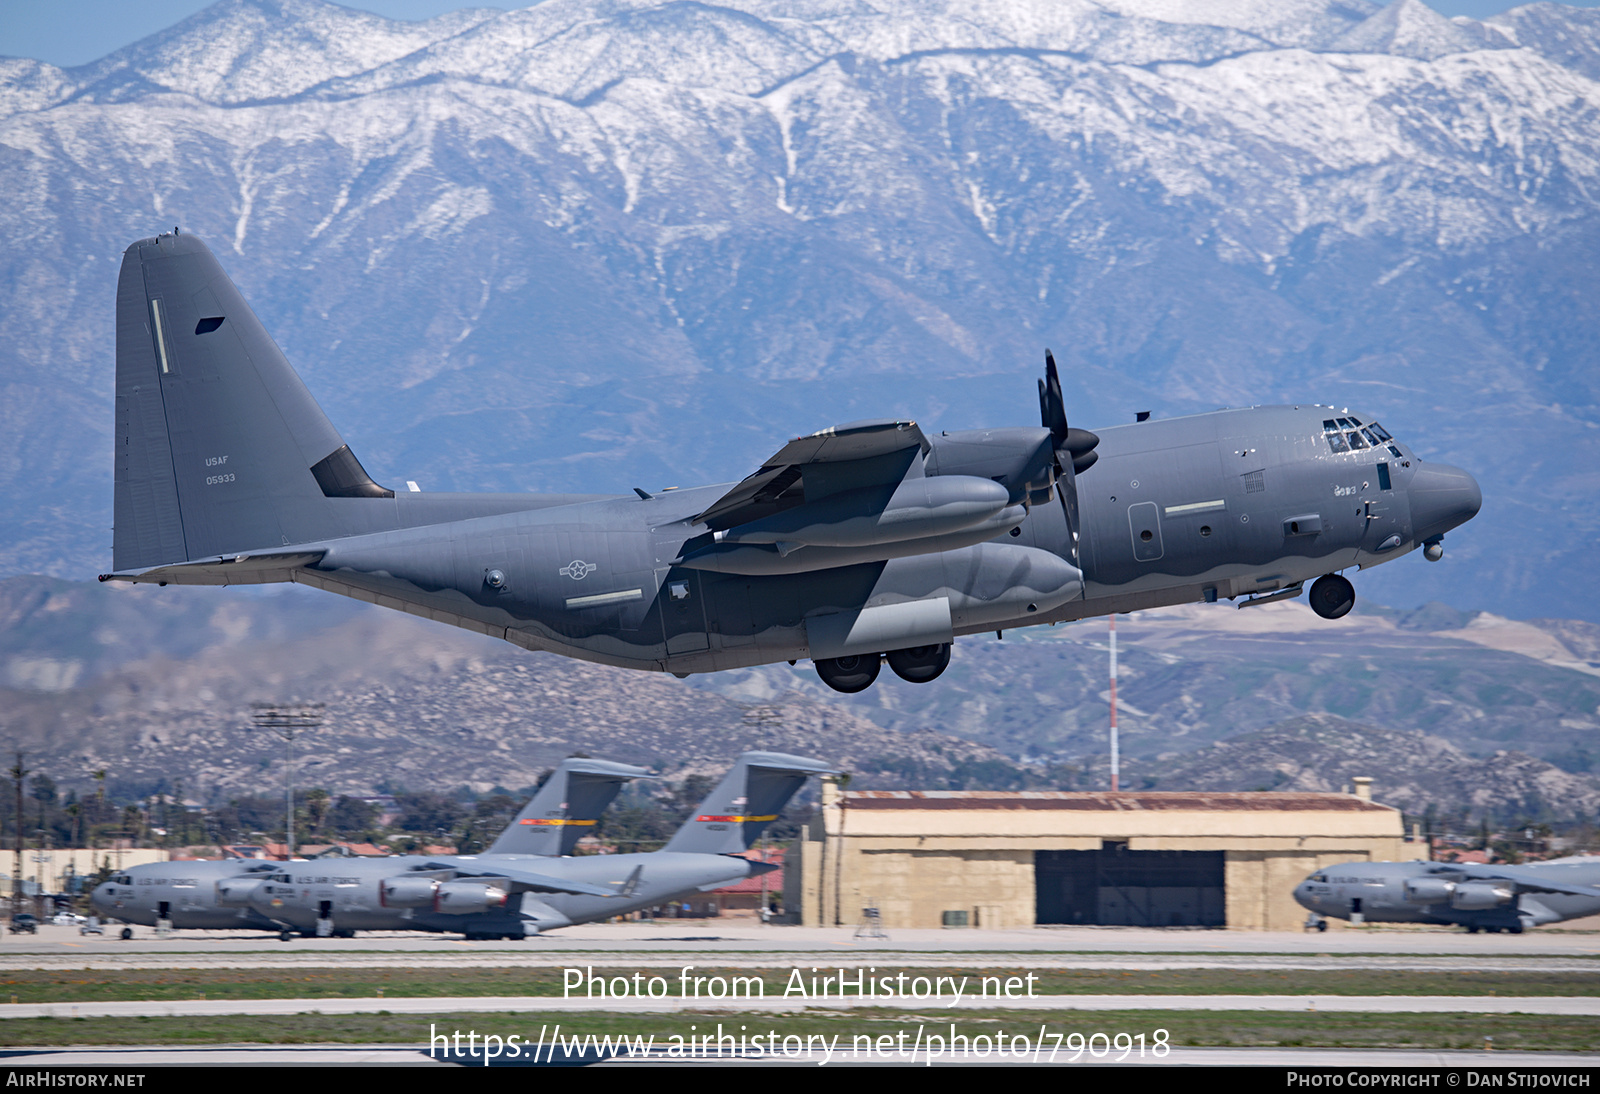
1402,877 -> 1456,905
434,880 -> 509,914
1451,881 -> 1515,910
682,506 -> 1026,575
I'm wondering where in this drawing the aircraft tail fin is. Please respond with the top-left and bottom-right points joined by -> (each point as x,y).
485,758 -> 654,857
662,751 -> 836,856
113,231 -> 389,572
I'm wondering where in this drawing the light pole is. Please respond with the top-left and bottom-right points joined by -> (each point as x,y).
1108,617 -> 1119,793
249,703 -> 323,861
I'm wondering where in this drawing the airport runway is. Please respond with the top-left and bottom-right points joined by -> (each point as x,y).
3,993 -> 1599,1021
1,1045 -> 1596,1067
10,922 -> 1599,965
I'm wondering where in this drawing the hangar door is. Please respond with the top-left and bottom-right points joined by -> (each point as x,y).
1035,846 -> 1225,927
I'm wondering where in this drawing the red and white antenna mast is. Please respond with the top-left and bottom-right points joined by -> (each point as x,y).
1109,615 -> 1119,792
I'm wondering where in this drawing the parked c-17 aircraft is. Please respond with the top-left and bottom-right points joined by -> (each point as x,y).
102,232 -> 1482,692
1294,857 -> 1600,934
244,750 -> 831,940
93,752 -> 830,940
91,755 -> 652,938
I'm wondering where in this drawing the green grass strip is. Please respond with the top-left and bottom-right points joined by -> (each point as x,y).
1,1008 -> 1595,1052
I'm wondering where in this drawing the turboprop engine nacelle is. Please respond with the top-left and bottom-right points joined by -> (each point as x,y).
381,876 -> 439,908
1403,877 -> 1456,905
434,880 -> 510,914
1451,881 -> 1515,910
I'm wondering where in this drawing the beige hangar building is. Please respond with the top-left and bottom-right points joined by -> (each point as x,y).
787,778 -> 1406,931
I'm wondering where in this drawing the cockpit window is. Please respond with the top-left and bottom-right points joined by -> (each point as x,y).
1347,416 -> 1363,426
1370,422 -> 1392,442
1360,428 -> 1379,446
1326,432 -> 1349,453
1336,417 -> 1353,429
114,875 -> 132,886
1346,431 -> 1368,450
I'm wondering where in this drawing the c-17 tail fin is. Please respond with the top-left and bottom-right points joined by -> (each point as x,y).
113,231 -> 389,573
485,758 -> 654,857
662,751 -> 837,856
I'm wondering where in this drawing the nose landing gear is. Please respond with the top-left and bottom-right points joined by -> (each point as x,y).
1309,573 -> 1355,620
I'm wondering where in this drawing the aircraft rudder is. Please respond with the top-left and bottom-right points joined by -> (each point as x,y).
112,230 -> 387,571
663,751 -> 836,855
485,757 -> 652,857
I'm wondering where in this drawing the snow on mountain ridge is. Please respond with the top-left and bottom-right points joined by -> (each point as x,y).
1333,0 -> 1505,60
1,0 -> 1557,114
62,0 -> 499,106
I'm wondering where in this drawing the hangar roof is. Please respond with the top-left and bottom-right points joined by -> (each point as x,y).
843,791 -> 1392,813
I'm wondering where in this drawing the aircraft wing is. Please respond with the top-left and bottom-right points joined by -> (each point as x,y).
1431,862 -> 1600,899
420,861 -> 618,898
694,419 -> 929,530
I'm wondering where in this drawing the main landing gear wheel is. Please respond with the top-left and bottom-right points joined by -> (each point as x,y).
1309,574 -> 1355,620
815,654 -> 881,693
886,644 -> 952,684
279,929 -> 293,942
119,927 -> 133,940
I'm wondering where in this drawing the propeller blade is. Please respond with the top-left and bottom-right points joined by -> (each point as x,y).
1042,349 -> 1067,443
1056,453 -> 1081,563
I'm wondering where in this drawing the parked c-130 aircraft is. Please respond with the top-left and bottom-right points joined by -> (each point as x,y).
102,232 -> 1482,692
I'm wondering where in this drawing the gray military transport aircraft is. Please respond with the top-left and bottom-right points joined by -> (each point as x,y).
1294,857 -> 1600,934
91,755 -> 651,938
93,752 -> 829,940
102,232 -> 1483,692
242,750 -> 830,940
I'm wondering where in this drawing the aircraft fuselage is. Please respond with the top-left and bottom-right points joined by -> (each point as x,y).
1295,859 -> 1600,932
257,405 -> 1476,676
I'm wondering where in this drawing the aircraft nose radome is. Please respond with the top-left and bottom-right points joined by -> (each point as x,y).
1409,462 -> 1482,542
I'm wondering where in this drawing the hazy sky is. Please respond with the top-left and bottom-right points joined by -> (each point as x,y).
1,0 -> 1595,68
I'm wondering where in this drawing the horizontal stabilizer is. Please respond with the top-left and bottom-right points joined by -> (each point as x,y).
98,550 -> 326,586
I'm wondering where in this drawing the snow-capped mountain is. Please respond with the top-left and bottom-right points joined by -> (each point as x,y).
2,0 -> 1597,620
